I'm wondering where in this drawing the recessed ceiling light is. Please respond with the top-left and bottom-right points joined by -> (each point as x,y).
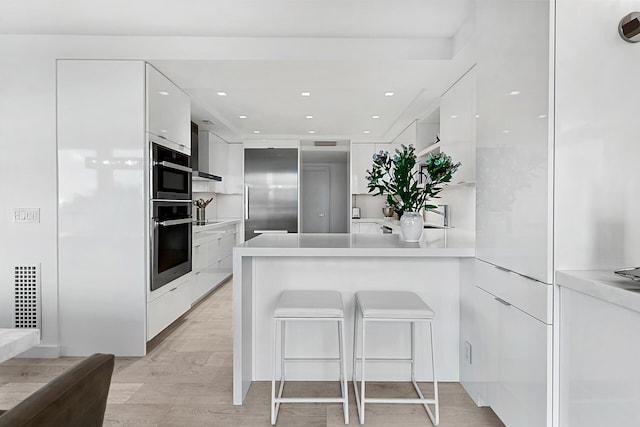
158,91 -> 169,96
253,130 -> 260,134
372,115 -> 380,119
509,91 -> 520,96
363,130 -> 371,134
384,92 -> 394,97
308,130 -> 316,134
450,115 -> 458,119
239,115 -> 247,119
475,115 -> 480,118
161,129 -> 167,133
217,92 -> 227,96
301,92 -> 311,97
306,115 -> 313,119
538,114 -> 547,118
503,129 -> 510,133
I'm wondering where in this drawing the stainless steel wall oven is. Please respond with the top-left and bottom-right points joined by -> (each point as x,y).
152,142 -> 192,200
151,200 -> 192,291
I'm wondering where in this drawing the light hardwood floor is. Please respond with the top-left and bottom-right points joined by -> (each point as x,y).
0,279 -> 504,426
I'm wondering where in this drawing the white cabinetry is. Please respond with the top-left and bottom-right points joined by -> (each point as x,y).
197,132 -> 242,194
147,279 -> 192,340
351,142 -> 403,194
473,260 -> 552,427
191,222 -> 239,303
146,64 -> 191,149
438,68 -> 476,184
58,60 -> 192,356
225,144 -> 244,194
351,221 -> 383,234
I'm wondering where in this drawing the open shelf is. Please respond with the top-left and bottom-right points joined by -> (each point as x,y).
416,141 -> 441,158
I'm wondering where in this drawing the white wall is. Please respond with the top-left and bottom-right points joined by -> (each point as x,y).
555,0 -> 640,270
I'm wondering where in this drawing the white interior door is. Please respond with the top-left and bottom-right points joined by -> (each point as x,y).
302,166 -> 330,233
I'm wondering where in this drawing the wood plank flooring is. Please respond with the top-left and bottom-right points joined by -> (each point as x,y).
0,279 -> 504,426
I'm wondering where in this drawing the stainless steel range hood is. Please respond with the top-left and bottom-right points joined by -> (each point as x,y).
191,122 -> 222,181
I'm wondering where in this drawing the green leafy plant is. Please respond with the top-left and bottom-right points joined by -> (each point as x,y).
365,144 -> 460,217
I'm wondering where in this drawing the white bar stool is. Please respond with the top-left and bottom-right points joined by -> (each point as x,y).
352,291 -> 439,425
271,290 -> 349,425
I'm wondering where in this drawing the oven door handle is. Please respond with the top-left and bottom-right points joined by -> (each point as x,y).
156,218 -> 193,227
154,161 -> 193,173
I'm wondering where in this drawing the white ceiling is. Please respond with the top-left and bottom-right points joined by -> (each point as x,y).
3,0 -> 477,143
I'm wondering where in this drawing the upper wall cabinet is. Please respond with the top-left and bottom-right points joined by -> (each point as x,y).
438,68 -> 476,184
146,64 -> 191,150
351,143 -> 377,194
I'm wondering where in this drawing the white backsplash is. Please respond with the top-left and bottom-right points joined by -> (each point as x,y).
352,194 -> 387,219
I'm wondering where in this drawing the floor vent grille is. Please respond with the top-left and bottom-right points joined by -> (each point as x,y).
14,265 -> 40,329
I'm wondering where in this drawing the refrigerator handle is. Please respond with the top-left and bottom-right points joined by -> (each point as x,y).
244,185 -> 250,220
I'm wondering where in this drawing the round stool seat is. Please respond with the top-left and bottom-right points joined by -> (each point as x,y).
356,291 -> 434,319
274,290 -> 344,318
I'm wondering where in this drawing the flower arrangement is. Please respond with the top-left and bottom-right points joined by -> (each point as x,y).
365,144 -> 460,217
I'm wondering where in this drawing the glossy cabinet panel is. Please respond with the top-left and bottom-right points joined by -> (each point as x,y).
146,64 -> 191,150
350,143 -> 376,194
191,224 -> 238,303
559,286 -> 640,427
439,67 -> 476,184
475,0 -> 552,284
57,60 -> 147,356
147,280 -> 191,339
476,286 -> 552,427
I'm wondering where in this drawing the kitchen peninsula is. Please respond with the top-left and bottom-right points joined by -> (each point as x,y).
232,231 -> 474,404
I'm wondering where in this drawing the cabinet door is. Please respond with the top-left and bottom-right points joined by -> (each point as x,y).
439,68 -> 475,184
226,143 -> 243,194
351,143 -> 376,194
209,133 -> 229,193
490,292 -> 551,427
146,64 -> 190,148
358,222 -> 382,234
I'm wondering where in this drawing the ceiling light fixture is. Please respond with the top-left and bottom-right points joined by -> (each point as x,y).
363,130 -> 371,134
239,115 -> 247,119
384,92 -> 394,97
509,91 -> 521,96
253,130 -> 260,134
475,115 -> 480,118
306,115 -> 313,119
450,115 -> 458,119
217,92 -> 227,96
538,114 -> 547,118
503,130 -> 510,134
372,115 -> 380,119
301,92 -> 311,97
308,130 -> 316,134
158,91 -> 169,96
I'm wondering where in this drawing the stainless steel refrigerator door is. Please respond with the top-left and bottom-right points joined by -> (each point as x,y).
244,148 -> 298,240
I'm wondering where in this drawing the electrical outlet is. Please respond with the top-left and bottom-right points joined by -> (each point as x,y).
465,341 -> 472,364
13,208 -> 40,223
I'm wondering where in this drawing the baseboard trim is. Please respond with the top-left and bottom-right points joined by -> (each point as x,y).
18,344 -> 61,358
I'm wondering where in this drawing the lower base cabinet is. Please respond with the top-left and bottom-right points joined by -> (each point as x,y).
470,260 -> 553,427
147,281 -> 191,339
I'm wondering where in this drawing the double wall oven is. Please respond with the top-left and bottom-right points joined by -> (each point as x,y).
150,141 -> 193,291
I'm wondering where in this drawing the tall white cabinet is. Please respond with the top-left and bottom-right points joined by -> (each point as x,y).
460,1 -> 554,426
57,60 -> 191,356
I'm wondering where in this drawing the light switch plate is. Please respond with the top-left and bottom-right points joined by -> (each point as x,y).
13,208 -> 40,223
465,340 -> 472,364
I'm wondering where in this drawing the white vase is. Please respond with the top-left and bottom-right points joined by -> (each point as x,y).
400,211 -> 424,242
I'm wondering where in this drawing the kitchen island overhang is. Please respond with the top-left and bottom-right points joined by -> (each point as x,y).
232,232 -> 474,405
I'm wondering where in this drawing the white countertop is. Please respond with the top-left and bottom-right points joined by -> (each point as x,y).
193,218 -> 241,232
234,232 -> 474,257
556,270 -> 640,313
352,217 -> 449,231
0,329 -> 40,363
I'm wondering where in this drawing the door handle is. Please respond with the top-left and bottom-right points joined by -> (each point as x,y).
244,185 -> 250,220
154,161 -> 192,174
494,297 -> 511,307
156,218 -> 193,226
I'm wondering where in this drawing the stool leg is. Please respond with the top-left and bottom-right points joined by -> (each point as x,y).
411,321 -> 416,383
429,321 -> 439,426
352,300 -> 363,424
338,318 -> 349,424
359,318 -> 366,425
271,319 -> 278,425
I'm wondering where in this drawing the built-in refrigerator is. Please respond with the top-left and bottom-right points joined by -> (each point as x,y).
244,148 -> 298,240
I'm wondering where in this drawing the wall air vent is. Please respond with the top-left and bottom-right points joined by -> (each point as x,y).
314,141 -> 337,147
13,264 -> 40,329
